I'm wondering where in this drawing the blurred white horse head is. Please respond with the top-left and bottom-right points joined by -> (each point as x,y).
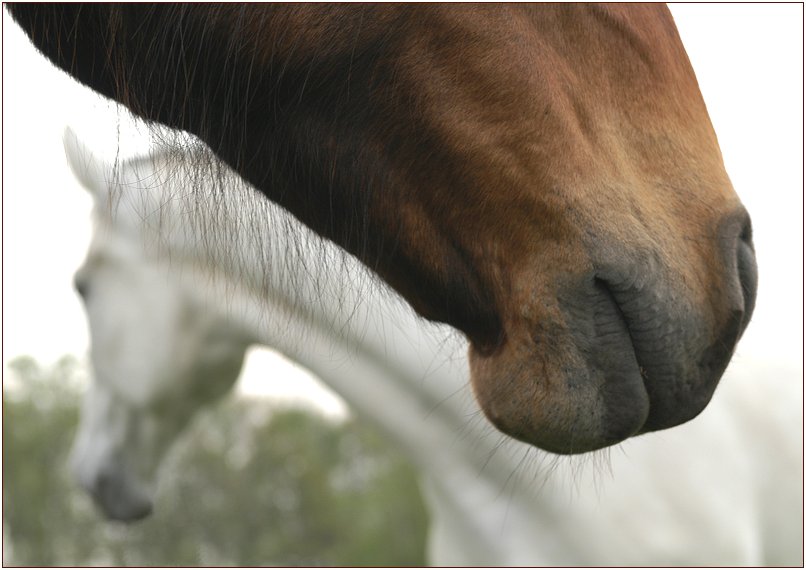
64,129 -> 802,565
66,133 -> 254,520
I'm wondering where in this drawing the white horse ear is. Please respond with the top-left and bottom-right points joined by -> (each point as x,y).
63,126 -> 109,196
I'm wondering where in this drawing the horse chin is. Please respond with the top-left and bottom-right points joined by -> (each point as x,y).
469,332 -> 651,456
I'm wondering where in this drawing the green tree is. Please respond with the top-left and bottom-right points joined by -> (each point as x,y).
3,356 -> 428,566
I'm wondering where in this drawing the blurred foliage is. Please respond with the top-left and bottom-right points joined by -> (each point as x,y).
3,356 -> 428,566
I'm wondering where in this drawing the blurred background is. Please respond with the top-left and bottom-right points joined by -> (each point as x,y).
3,4 -> 803,566
3,355 -> 427,566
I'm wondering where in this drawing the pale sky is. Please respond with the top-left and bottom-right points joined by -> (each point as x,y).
2,6 -> 803,412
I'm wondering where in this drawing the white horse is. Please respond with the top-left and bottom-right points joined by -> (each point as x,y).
65,130 -> 802,566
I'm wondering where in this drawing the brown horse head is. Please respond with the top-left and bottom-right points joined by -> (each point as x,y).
8,4 -> 756,453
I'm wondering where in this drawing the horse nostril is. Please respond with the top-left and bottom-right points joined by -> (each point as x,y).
735,216 -> 758,333
719,209 -> 758,335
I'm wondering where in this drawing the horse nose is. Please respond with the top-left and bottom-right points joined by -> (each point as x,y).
86,468 -> 153,522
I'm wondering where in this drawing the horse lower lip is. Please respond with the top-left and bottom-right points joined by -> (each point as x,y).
602,278 -> 727,435
586,279 -> 653,437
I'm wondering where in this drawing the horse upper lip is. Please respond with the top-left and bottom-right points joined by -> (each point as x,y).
597,275 -> 727,435
595,277 -> 653,402
596,278 -> 650,379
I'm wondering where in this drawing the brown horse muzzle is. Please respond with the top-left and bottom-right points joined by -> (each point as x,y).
470,208 -> 758,455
